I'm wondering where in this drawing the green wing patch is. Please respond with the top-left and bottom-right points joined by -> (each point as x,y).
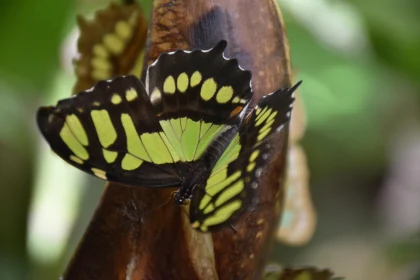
189,82 -> 300,231
37,75 -> 185,187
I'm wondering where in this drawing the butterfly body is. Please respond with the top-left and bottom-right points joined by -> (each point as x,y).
174,124 -> 240,205
37,41 -> 300,232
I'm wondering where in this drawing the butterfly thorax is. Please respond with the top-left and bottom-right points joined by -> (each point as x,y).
174,125 -> 240,205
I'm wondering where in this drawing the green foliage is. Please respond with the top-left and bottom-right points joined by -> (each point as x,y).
0,0 -> 73,92
351,0 -> 420,82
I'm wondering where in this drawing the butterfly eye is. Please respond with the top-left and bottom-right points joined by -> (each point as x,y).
172,192 -> 183,205
177,198 -> 184,205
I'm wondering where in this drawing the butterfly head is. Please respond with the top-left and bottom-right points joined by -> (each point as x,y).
174,163 -> 210,205
173,191 -> 191,206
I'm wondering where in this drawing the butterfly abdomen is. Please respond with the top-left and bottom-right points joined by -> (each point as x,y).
175,125 -> 239,205
200,125 -> 239,169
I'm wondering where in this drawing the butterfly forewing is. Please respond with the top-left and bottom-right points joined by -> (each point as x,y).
239,82 -> 300,150
37,75 -> 184,187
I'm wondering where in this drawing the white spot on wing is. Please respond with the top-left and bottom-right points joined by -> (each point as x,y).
276,124 -> 285,132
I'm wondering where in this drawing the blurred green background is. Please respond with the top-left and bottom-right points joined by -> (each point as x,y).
0,0 -> 419,279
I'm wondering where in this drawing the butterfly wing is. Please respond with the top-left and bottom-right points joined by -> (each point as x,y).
189,82 -> 300,231
37,75 -> 184,187
145,40 -> 252,162
238,81 -> 300,150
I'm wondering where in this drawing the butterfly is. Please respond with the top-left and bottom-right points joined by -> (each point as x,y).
37,40 -> 300,232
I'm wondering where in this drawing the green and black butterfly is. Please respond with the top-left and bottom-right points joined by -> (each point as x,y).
37,41 -> 300,232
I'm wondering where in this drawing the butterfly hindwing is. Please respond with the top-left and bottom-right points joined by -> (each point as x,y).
189,82 -> 300,231
37,75 -> 185,187
146,40 -> 252,123
145,41 -> 252,162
